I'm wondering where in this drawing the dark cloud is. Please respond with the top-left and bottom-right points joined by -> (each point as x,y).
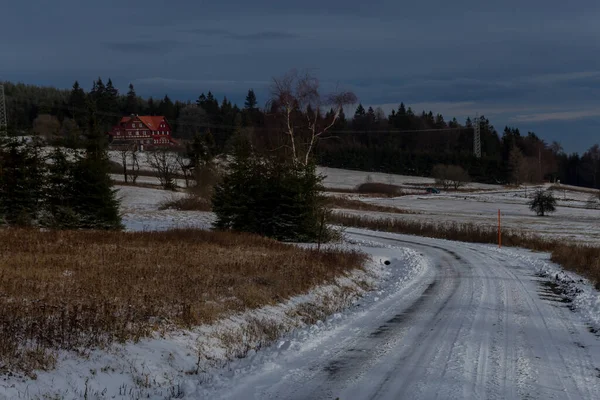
105,40 -> 183,54
179,28 -> 298,41
2,0 -> 600,152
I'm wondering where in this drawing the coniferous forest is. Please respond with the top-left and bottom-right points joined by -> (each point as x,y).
2,79 -> 599,188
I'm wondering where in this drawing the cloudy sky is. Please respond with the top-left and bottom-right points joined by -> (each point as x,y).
3,0 -> 600,153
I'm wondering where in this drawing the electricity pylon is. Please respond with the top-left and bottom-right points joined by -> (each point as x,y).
0,84 -> 7,135
473,115 -> 481,158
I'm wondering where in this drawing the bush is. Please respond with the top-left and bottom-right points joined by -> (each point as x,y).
212,153 -> 328,242
432,164 -> 470,190
355,182 -> 402,196
529,189 -> 557,216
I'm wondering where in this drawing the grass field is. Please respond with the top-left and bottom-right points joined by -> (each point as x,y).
0,228 -> 365,375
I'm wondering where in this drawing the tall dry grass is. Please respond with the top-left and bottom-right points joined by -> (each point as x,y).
0,228 -> 365,374
326,196 -> 415,214
331,213 -> 600,288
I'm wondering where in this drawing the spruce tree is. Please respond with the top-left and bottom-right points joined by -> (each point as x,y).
212,137 -> 327,242
158,95 -> 176,121
244,89 -> 257,110
105,78 -> 119,113
125,83 -> 138,115
68,81 -> 87,126
70,102 -> 122,230
0,137 -> 46,226
42,147 -> 79,228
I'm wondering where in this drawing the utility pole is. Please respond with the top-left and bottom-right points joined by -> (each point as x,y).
473,114 -> 481,158
0,84 -> 7,135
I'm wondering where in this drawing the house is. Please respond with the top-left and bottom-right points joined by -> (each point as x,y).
108,115 -> 177,148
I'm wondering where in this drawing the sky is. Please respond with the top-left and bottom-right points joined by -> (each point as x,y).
2,0 -> 600,153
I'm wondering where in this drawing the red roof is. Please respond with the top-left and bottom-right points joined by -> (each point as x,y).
138,116 -> 166,131
117,116 -> 170,133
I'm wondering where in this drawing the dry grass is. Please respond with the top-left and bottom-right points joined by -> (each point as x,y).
549,184 -> 599,195
355,182 -> 403,196
551,245 -> 600,290
159,194 -> 212,211
0,228 -> 365,374
331,213 -> 600,289
327,196 -> 415,214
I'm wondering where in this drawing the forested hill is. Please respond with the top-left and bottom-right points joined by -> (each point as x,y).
2,79 -> 599,188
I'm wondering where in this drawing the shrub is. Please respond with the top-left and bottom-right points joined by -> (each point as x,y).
529,189 -> 557,216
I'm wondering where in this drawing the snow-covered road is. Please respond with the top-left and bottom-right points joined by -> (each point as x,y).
209,230 -> 600,400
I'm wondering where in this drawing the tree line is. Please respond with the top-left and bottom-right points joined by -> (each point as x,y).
3,77 -> 600,188
0,112 -> 121,229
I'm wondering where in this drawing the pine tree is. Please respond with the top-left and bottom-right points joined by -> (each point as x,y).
42,147 -> 79,228
398,103 -> 407,115
147,97 -> 157,115
0,137 -> 46,226
366,107 -> 376,129
244,89 -> 258,110
68,81 -> 87,126
354,104 -> 366,118
213,141 -> 327,241
158,95 -> 175,121
105,79 -> 119,112
125,83 -> 138,115
69,101 -> 122,230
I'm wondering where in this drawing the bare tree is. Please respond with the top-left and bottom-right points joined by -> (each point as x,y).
175,150 -> 193,188
432,164 -> 452,189
270,69 -> 357,166
119,146 -> 130,184
509,146 -> 525,185
130,147 -> 140,184
117,144 -> 141,184
432,164 -> 470,190
176,105 -> 208,140
146,148 -> 178,190
32,114 -> 60,141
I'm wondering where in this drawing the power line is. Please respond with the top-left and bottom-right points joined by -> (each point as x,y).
473,114 -> 481,158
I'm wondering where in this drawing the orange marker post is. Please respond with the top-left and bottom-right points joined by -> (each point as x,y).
498,209 -> 502,248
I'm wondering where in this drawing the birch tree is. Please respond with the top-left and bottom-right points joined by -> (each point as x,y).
270,70 -> 357,166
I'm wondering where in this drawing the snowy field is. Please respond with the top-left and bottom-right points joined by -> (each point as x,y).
349,185 -> 600,244
317,166 -> 504,190
114,164 -> 600,244
118,185 -> 214,231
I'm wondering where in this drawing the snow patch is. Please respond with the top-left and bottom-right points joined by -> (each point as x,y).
499,248 -> 600,333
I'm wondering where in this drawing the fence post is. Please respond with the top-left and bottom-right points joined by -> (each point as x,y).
498,209 -> 502,248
